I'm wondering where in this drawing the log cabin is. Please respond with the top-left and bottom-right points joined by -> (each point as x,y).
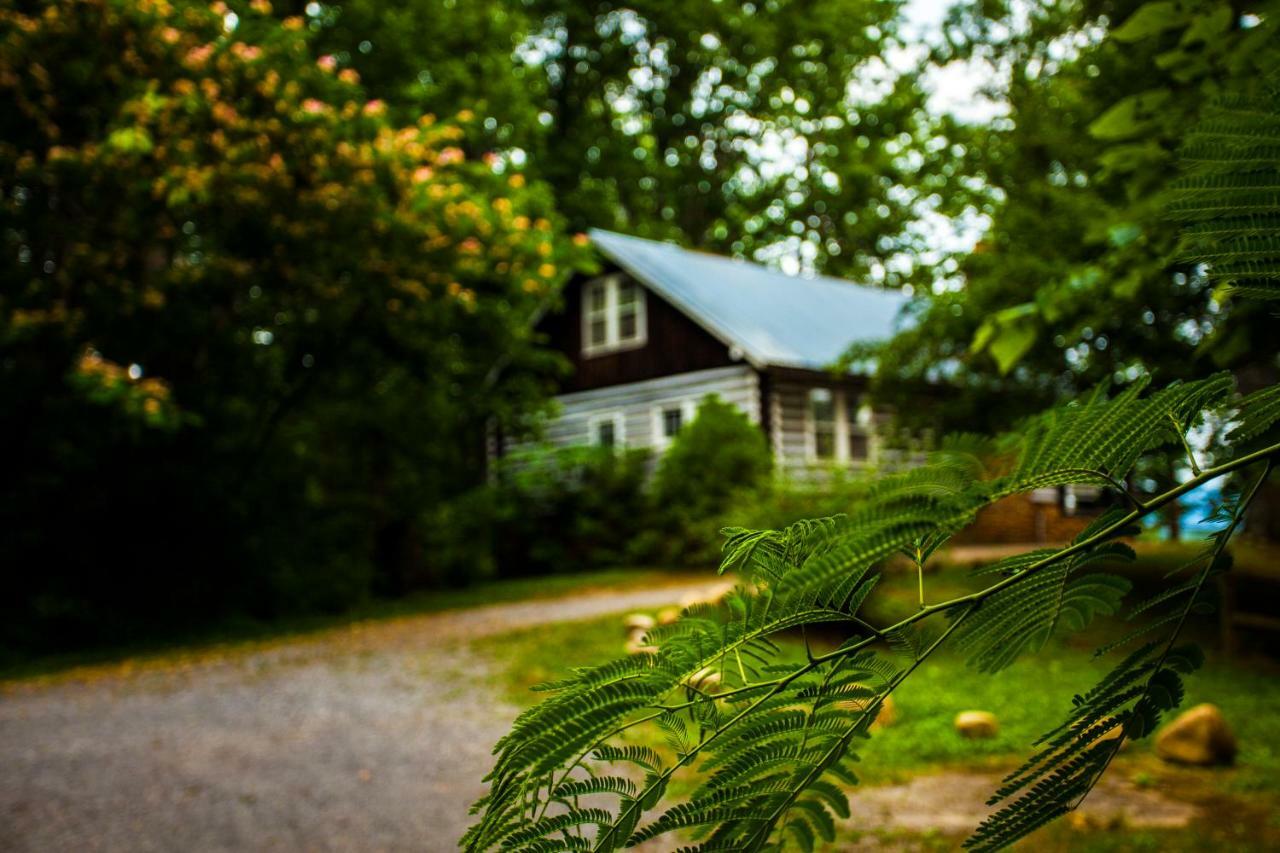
507,228 -> 913,478
496,229 -> 1106,542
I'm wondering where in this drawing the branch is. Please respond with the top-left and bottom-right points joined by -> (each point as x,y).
592,658 -> 822,851
806,438 -> 1280,669
499,438 -> 1280,849
1169,412 -> 1202,477
747,603 -> 977,851
1070,456 -> 1273,810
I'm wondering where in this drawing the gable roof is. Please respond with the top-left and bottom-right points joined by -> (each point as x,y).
589,229 -> 909,372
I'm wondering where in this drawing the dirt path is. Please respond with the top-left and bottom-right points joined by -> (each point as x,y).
843,770 -> 1198,848
0,577 -> 731,853
0,575 -> 1205,852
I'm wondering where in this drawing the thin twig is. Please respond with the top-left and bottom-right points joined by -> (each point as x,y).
1070,457 -> 1273,810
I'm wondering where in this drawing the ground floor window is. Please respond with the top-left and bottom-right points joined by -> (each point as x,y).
653,399 -> 698,449
809,388 -> 837,460
661,407 -> 683,439
849,428 -> 870,461
589,412 -> 625,449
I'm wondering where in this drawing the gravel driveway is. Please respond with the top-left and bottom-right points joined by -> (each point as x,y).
0,578 -> 731,853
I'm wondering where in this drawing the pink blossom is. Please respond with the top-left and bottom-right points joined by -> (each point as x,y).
185,45 -> 214,66
317,54 -> 337,71
302,99 -> 326,115
362,99 -> 386,117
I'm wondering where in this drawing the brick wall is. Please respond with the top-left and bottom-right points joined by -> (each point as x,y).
953,491 -> 1096,545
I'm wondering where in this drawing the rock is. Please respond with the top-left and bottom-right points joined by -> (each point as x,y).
624,624 -> 657,655
687,667 -> 722,692
624,637 -> 658,655
873,695 -> 897,729
656,606 -> 681,626
1155,704 -> 1236,766
623,613 -> 655,633
955,710 -> 999,739
834,691 -> 896,729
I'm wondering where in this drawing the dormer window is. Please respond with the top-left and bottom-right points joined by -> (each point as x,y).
583,274 -> 647,356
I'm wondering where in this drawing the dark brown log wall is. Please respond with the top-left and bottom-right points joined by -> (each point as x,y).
541,272 -> 737,393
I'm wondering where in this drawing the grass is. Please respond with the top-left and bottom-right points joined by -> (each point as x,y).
474,607 -> 1280,789
0,566 -> 700,683
471,545 -> 1280,848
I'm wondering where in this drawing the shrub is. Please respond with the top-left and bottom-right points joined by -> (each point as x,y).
652,395 -> 773,514
486,444 -> 655,576
646,395 -> 774,564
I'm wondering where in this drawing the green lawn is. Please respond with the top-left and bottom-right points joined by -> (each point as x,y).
472,546 -> 1280,849
474,608 -> 1280,789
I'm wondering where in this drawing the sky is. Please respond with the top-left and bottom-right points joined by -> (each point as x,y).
900,0 -> 1008,124
760,0 -> 1008,280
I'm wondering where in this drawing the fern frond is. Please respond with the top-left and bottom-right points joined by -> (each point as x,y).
1171,85 -> 1280,300
552,775 -> 639,801
1228,383 -> 1280,444
992,374 -> 1234,497
468,367 -> 1280,852
967,457 -> 1273,850
955,545 -> 1131,673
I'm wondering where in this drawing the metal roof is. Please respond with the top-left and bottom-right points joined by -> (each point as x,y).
588,229 -> 910,371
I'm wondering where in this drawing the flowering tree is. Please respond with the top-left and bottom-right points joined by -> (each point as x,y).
0,0 -> 587,646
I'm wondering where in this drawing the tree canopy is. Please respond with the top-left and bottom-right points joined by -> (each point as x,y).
0,0 -> 584,647
290,0 -> 959,283
865,0 -> 1279,434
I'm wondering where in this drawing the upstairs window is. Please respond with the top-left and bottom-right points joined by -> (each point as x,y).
583,275 -> 647,355
809,388 -> 836,460
586,282 -> 608,349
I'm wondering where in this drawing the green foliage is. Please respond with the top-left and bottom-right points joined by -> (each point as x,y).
469,372 -> 1280,850
483,444 -> 655,577
0,0 -> 587,652
866,0 -> 1280,434
479,593 -> 1280,794
1169,84 -> 1280,300
292,0 -> 954,284
955,540 -> 1133,674
966,465 -> 1265,850
653,396 -> 774,518
644,396 -> 775,565
1229,383 -> 1280,445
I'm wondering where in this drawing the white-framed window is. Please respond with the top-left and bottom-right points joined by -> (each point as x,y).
808,388 -> 837,461
849,427 -> 870,461
849,401 -> 873,463
652,399 -> 698,450
582,274 -> 647,356
588,411 -> 626,449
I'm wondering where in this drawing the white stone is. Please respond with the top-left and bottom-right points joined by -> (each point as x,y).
954,710 -> 998,739
1155,704 -> 1236,766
